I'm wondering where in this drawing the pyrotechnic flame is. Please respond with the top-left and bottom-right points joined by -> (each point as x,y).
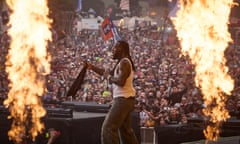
4,0 -> 52,142
171,0 -> 234,141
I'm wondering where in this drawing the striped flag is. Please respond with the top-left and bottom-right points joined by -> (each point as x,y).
110,18 -> 121,43
120,0 -> 130,11
101,17 -> 121,43
101,17 -> 114,41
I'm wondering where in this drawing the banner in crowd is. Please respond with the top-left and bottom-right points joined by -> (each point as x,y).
76,18 -> 101,31
120,0 -> 130,11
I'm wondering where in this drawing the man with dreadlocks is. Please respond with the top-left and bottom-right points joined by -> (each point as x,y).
85,40 -> 138,144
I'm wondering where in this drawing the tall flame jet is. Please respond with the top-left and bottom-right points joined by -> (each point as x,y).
170,0 -> 234,141
4,0 -> 52,143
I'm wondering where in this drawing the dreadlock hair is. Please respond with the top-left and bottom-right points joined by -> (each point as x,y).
117,40 -> 135,71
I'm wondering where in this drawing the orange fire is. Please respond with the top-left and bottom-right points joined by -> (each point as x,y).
171,0 -> 234,141
4,0 -> 52,142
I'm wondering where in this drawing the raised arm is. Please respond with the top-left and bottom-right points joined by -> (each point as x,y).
86,62 -> 105,76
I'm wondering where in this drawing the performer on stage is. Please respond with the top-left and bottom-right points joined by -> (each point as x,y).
85,40 -> 138,144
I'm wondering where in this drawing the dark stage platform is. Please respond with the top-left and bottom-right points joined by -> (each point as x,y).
0,102 -> 240,144
155,117 -> 240,144
0,102 -> 141,144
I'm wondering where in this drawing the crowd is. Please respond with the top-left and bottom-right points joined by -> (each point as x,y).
0,19 -> 240,129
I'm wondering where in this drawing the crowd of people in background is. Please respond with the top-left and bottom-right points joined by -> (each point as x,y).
1,17 -> 240,129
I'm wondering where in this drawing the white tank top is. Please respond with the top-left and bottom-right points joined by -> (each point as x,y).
112,58 -> 136,98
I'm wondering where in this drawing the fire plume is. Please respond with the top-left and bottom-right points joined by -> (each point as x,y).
171,0 -> 234,141
4,0 -> 52,142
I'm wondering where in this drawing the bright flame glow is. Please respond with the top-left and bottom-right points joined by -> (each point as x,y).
4,0 -> 52,142
171,0 -> 234,141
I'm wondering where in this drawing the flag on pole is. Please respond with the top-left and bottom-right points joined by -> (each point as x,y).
120,0 -> 130,11
101,17 -> 121,43
76,0 -> 82,12
101,17 -> 114,41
